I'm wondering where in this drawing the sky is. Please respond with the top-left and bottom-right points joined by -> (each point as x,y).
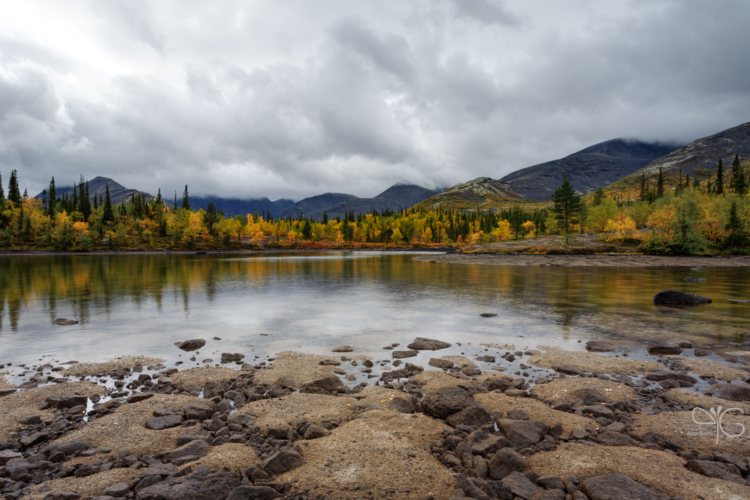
1,0 -> 749,201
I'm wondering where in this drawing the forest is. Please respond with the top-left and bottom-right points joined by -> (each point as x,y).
0,158 -> 748,255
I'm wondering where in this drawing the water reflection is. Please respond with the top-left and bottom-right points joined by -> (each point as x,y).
0,253 -> 749,365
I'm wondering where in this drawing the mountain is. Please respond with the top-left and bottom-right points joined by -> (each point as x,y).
189,196 -> 294,218
374,184 -> 441,208
36,176 -> 157,205
500,139 -> 681,201
416,177 -> 520,211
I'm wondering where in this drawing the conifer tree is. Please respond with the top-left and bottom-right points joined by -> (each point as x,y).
732,155 -> 747,195
592,186 -> 605,206
48,177 -> 57,218
322,211 -> 329,225
0,173 -> 4,207
656,168 -> 665,198
182,185 -> 190,210
205,202 -> 217,236
156,188 -> 163,205
716,158 -> 724,194
724,201 -> 748,247
639,174 -> 647,201
8,169 -> 21,204
102,185 -> 115,224
551,178 -> 582,245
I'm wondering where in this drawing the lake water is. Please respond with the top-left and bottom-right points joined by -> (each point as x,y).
1,252 -> 749,374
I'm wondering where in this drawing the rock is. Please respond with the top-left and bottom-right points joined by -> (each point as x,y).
501,471 -> 540,499
407,337 -> 452,350
46,493 -> 81,500
670,339 -> 696,348
319,359 -> 341,366
332,346 -> 353,352
488,448 -> 525,480
54,318 -> 79,325
684,277 -> 707,282
596,431 -> 638,447
392,350 -> 419,359
694,348 -> 711,357
390,397 -> 416,414
127,393 -> 154,404
139,463 -> 178,478
183,400 -> 216,420
174,339 -> 206,351
261,448 -> 303,476
0,388 -> 16,397
585,341 -> 617,352
553,365 -> 581,376
103,483 -> 130,497
653,290 -> 711,306
41,440 -> 90,458
422,387 -> 478,420
472,436 -> 508,457
145,415 -> 183,430
20,431 -> 47,448
578,405 -> 614,419
685,460 -> 744,483
46,394 -> 88,409
136,465 -> 239,500
706,383 -> 750,402
530,491 -> 566,500
446,406 -> 491,428
535,475 -> 565,490
507,410 -> 529,421
167,440 -> 210,461
572,388 -> 605,405
476,355 -> 496,363
638,432 -> 684,452
19,414 -> 42,425
581,472 -> 669,500
301,375 -> 343,393
480,313 -> 498,317
221,353 -> 245,362
227,485 -> 281,500
429,358 -> 454,370
177,426 -> 212,446
497,419 -> 548,449
303,424 -> 330,439
0,450 -> 22,465
644,370 -> 697,384
646,342 -> 683,355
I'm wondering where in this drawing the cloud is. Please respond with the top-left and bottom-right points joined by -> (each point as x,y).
449,0 -> 521,27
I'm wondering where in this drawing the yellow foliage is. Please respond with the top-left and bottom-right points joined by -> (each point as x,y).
603,214 -> 636,243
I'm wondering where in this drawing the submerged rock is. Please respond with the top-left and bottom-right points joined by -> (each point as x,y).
585,341 -> 617,352
646,342 -> 683,355
54,318 -> 79,325
332,346 -> 353,352
174,339 -> 206,351
653,290 -> 711,306
407,337 -> 452,350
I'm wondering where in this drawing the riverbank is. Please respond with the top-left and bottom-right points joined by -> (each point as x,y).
415,253 -> 750,267
1,338 -> 749,500
0,247 -> 456,257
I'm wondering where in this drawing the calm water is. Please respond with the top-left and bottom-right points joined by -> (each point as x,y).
1,252 -> 749,371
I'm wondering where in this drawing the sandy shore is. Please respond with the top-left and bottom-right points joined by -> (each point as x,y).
415,253 -> 750,267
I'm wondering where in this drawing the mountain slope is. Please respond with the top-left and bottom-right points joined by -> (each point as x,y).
500,139 -> 681,200
416,177 -> 520,211
189,196 -> 294,218
278,193 -> 359,219
374,184 -> 440,208
36,176 -> 157,205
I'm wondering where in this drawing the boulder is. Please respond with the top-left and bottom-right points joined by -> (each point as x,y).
332,346 -> 353,352
177,426 -> 212,446
501,472 -> 540,499
127,393 -> 154,404
429,358 -> 454,370
301,375 -> 343,393
46,394 -> 88,409
685,460 -> 744,484
581,472 -> 668,500
390,397 -> 416,414
0,450 -> 22,465
221,353 -> 245,362
578,405 -> 614,419
174,339 -> 206,351
572,388 -> 605,405
103,483 -> 130,497
646,342 -> 682,355
392,350 -> 419,359
145,415 -> 183,430
585,341 -> 617,352
488,448 -> 525,480
183,400 -> 217,420
653,290 -> 711,306
706,383 -> 750,402
167,440 -> 210,461
644,370 -> 697,384
407,337 -> 451,350
136,466 -> 239,500
41,440 -> 90,458
497,420 -> 548,449
303,424 -> 330,440
226,485 -> 281,500
446,406 -> 491,428
595,431 -> 638,447
261,448 -> 303,476
422,387 -> 478,420
54,318 -> 79,325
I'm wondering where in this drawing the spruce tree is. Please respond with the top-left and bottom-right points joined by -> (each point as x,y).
0,173 -> 4,207
592,186 -> 605,206
102,185 -> 115,224
182,185 -> 190,210
8,169 -> 21,204
716,158 -> 724,194
156,188 -> 163,205
724,201 -> 748,247
656,168 -> 665,198
639,174 -> 647,201
733,155 -> 747,195
322,211 -> 329,225
48,177 -> 57,218
205,202 -> 217,236
685,173 -> 690,190
551,178 -> 582,245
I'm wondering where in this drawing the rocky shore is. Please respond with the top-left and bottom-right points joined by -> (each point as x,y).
414,254 -> 750,267
1,337 -> 750,500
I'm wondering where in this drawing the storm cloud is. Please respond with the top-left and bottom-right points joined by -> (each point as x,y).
1,0 -> 749,200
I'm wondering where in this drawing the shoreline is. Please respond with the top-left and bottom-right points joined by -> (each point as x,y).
415,253 -> 750,267
0,247 -> 456,258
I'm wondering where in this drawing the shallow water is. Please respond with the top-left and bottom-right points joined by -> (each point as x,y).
1,251 -> 749,371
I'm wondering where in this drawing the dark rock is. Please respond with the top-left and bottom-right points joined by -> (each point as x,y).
422,387 -> 478,420
392,350 -> 419,359
669,339 -> 696,348
506,410 -> 529,421
46,394 -> 88,409
706,383 -> 750,402
136,465 -> 240,500
644,370 -> 697,384
46,493 -> 81,500
488,448 -> 525,480
472,436 -> 509,457
462,366 -> 482,377
174,339 -> 206,351
497,420 -> 548,448
301,375 -> 343,393
390,397 -> 415,414
429,358 -> 454,370
646,342 -> 682,355
553,365 -> 581,376
694,348 -> 711,357
480,313 -> 498,317
0,388 -> 17,397
686,460 -> 744,483
183,400 -> 216,420
261,448 -> 303,476
167,440 -> 210,461
407,337 -> 452,350
653,290 -> 711,306
54,318 -> 79,325
585,341 -> 616,352
0,450 -> 22,465
551,400 -> 572,412
318,359 -> 341,366
476,355 -> 496,363
332,346 -> 353,353
127,393 -> 154,404
535,474 -> 565,490
637,432 -> 683,452
578,406 -> 614,419
103,483 -> 130,497
446,406 -> 491,428
595,431 -> 638,447
177,426 -> 212,446
221,353 -> 245,363
581,472 -> 669,500
501,471 -> 540,499
145,415 -> 183,430
684,277 -> 707,282
572,389 -> 605,405
530,491 -> 566,500
303,425 -> 329,440
455,475 -> 491,499
138,464 -> 178,478
19,414 -> 42,425
41,440 -> 89,458
226,485 -> 281,500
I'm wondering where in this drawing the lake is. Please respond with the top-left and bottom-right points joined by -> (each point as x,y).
1,252 -> 748,374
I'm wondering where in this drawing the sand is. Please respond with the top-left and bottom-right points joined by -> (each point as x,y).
58,394 -> 201,457
527,442 -> 750,500
184,442 -> 260,474
254,352 -> 338,386
0,374 -> 14,390
62,356 -> 166,377
664,388 -> 750,414
24,468 -> 140,500
171,366 -> 239,386
528,346 -> 663,375
670,357 -> 750,382
0,381 -> 105,441
531,377 -> 638,403
416,253 -> 750,268
475,393 -> 596,438
237,392 -> 359,430
280,410 -> 454,500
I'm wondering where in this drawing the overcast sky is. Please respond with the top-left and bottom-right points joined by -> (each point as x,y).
1,0 -> 749,201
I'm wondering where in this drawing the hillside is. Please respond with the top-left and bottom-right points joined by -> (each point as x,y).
500,139 -> 681,201
416,177 -> 521,211
189,196 -> 294,218
278,193 -> 359,219
36,176 -> 157,205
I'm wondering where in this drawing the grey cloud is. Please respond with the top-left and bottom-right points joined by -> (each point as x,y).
449,0 -> 521,27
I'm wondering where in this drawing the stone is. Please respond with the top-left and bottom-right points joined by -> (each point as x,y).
41,440 -> 90,458
103,483 -> 130,497
0,450 -> 22,465
572,389 -> 605,405
462,366 -> 482,377
446,406 -> 491,428
653,290 -> 711,306
501,471 -> 540,499
261,448 -> 303,476
303,424 -> 330,439
685,460 -> 744,483
530,491 -> 566,500
127,393 -> 154,404
407,337 -> 452,350
429,358 -> 454,370
581,472 -> 669,500
644,370 -> 697,384
46,394 -> 88,409
488,448 -> 525,480
392,350 -> 419,359
183,400 -> 217,420
174,339 -> 206,351
476,355 -> 496,363
694,348 -> 711,357
497,420 -> 548,449
145,415 -> 183,430
19,414 -> 42,425
139,463 -> 178,478
301,375 -> 343,393
480,313 -> 498,317
221,353 -> 245,362
54,318 -> 79,325
136,465 -> 239,500
332,346 -> 353,352
578,405 -> 614,419
535,474 -> 565,490
390,397 -> 415,413
595,431 -> 638,447
669,339 -> 696,348
177,426 -> 212,446
422,387 -> 479,420
646,342 -> 682,355
585,341 -> 617,352
226,485 -> 281,500
319,359 -> 341,366
684,277 -> 707,282
167,440 -> 210,461
706,383 -> 750,402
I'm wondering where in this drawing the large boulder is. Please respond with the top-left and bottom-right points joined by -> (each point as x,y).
500,472 -> 540,499
261,448 -> 303,476
706,383 -> 750,402
581,472 -> 669,500
407,337 -> 452,350
644,370 -> 697,384
421,387 -> 478,420
497,420 -> 548,449
46,394 -> 88,409
646,342 -> 682,355
446,406 -> 491,428
585,341 -> 617,352
300,375 -> 343,393
174,339 -> 206,351
145,415 -> 183,430
653,290 -> 711,306
167,440 -> 210,462
488,448 -> 525,480
685,460 -> 745,484
136,466 -> 239,500
183,400 -> 217,420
